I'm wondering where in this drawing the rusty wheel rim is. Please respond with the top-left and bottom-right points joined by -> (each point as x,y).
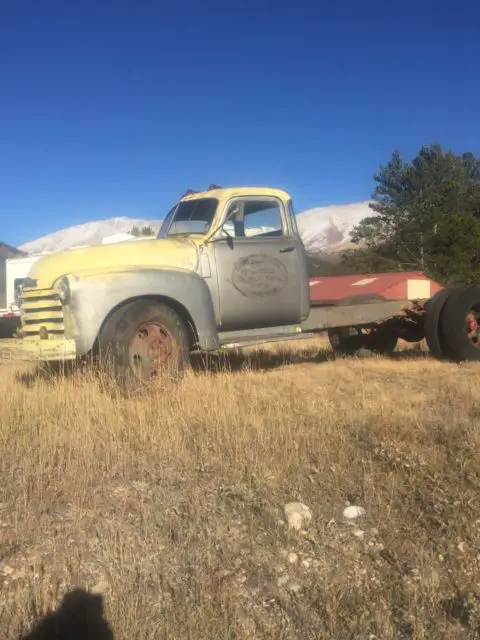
466,309 -> 480,348
128,320 -> 176,379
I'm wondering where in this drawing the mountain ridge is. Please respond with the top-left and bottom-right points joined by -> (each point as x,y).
17,202 -> 375,257
18,216 -> 161,254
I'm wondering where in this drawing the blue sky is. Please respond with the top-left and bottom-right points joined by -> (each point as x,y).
1,0 -> 479,247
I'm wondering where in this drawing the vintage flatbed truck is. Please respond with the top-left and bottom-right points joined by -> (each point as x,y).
0,185 -> 479,384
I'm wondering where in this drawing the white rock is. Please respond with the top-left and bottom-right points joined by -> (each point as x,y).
277,574 -> 290,587
288,582 -> 302,594
301,559 -> 312,569
287,552 -> 298,564
11,568 -> 26,581
284,502 -> 312,531
342,505 -> 366,520
91,577 -> 110,594
353,529 -> 365,538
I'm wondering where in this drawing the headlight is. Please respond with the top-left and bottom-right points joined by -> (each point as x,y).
55,276 -> 71,305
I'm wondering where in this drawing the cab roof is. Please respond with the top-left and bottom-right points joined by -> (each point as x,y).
180,186 -> 292,203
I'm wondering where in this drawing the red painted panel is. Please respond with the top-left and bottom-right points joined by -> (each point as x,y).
308,271 -> 444,304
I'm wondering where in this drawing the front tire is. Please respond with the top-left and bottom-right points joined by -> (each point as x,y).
97,300 -> 190,386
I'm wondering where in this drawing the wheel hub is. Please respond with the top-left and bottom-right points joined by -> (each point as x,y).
128,321 -> 175,378
467,311 -> 480,347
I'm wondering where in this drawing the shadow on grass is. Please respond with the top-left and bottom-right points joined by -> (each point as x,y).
19,588 -> 114,639
440,594 -> 480,632
14,344 -> 431,389
189,346 -> 336,374
15,360 -> 88,388
15,347 -> 336,388
190,342 -> 432,373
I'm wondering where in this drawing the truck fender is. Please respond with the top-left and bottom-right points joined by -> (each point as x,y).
65,268 -> 219,356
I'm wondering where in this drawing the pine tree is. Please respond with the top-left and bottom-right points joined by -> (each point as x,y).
347,144 -> 480,284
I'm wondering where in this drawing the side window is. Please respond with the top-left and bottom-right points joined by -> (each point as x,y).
224,199 -> 286,238
288,199 -> 299,236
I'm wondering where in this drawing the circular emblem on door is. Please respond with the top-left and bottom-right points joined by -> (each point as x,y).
231,254 -> 288,296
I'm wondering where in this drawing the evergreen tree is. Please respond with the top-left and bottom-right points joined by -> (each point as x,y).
129,225 -> 156,237
347,144 -> 480,284
140,225 -> 155,236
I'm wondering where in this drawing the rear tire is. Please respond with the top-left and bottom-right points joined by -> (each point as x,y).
97,300 -> 190,387
439,285 -> 480,361
424,288 -> 458,360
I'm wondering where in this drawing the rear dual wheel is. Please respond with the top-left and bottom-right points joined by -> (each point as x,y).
424,288 -> 459,359
438,286 -> 480,361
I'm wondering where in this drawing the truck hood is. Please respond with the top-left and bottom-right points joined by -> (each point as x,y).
28,237 -> 200,289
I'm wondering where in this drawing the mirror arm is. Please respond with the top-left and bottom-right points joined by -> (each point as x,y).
203,219 -> 232,245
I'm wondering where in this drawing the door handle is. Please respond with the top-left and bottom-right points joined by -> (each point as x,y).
279,246 -> 295,253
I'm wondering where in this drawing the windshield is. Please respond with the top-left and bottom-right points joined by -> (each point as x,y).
158,198 -> 219,238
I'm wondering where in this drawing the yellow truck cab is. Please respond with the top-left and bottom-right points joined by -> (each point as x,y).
0,186 -> 313,381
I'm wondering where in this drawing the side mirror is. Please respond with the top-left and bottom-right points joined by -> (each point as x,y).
204,219 -> 234,244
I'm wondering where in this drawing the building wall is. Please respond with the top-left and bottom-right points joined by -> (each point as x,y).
0,243 -> 24,260
0,257 -> 6,308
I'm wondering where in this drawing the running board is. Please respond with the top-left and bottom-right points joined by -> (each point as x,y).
218,324 -> 302,343
220,332 -> 315,350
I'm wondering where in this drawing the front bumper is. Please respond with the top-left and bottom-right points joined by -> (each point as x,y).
0,338 -> 77,362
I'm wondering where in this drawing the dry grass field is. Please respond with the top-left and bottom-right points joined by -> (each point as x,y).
1,336 -> 480,638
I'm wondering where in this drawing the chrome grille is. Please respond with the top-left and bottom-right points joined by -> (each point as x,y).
19,287 -> 65,339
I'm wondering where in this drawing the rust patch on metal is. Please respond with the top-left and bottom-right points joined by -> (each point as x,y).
232,254 -> 288,296
128,320 -> 176,379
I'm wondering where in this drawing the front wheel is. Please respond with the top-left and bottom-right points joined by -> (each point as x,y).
97,300 -> 190,387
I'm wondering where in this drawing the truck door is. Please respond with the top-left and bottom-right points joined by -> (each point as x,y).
211,196 -> 304,331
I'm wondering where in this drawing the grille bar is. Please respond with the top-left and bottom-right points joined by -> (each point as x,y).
21,298 -> 62,310
19,287 -> 65,340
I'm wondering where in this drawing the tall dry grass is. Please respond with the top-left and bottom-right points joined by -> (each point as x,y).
1,337 -> 479,638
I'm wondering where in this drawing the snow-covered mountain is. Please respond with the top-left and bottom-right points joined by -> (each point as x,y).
296,201 -> 374,260
17,202 -> 376,258
19,216 -> 161,254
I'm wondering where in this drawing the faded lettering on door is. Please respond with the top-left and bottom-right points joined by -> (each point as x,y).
231,254 -> 288,296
